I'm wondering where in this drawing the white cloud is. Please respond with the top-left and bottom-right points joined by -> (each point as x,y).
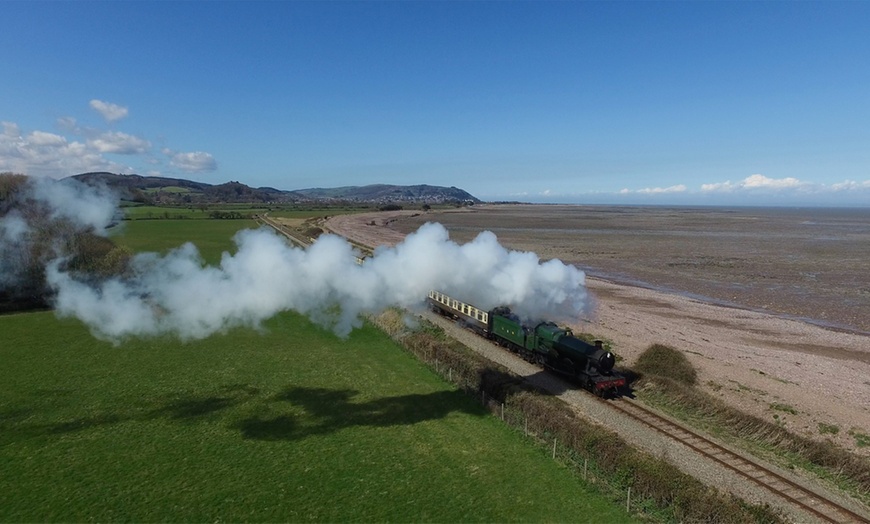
742,174 -> 804,189
2,121 -> 21,138
701,174 -> 807,193
89,99 -> 129,123
0,121 -> 125,178
2,98 -> 220,178
693,174 -> 870,205
621,184 -> 687,195
829,179 -> 870,191
56,116 -> 78,133
88,131 -> 151,154
700,180 -> 736,192
28,131 -> 67,147
164,149 -> 217,173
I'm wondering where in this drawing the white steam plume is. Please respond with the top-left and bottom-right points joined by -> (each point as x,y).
48,223 -> 591,343
28,177 -> 118,236
0,177 -> 119,292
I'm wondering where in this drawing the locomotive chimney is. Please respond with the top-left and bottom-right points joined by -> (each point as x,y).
594,340 -> 604,349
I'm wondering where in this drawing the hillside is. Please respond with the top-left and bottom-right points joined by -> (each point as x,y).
68,172 -> 480,205
290,184 -> 479,204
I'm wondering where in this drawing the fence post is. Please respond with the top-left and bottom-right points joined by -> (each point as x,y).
584,459 -> 587,480
448,368 -> 452,382
626,487 -> 631,512
524,416 -> 528,436
552,438 -> 557,459
501,403 -> 504,420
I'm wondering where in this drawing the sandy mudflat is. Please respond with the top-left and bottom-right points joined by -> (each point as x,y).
325,206 -> 870,454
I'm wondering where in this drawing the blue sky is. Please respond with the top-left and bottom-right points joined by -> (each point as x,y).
2,1 -> 869,206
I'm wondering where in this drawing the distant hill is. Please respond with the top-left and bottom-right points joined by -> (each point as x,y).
290,184 -> 479,204
68,172 -> 480,205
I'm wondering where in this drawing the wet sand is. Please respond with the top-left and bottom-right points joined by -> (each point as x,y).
393,204 -> 870,334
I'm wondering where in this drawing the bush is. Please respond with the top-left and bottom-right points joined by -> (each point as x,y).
635,343 -> 698,386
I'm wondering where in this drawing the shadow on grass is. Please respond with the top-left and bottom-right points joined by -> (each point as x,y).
0,384 -> 261,445
151,396 -> 238,420
235,387 -> 484,441
148,385 -> 260,421
2,384 -> 483,445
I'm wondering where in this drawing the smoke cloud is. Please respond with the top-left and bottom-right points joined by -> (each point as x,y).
27,176 -> 119,235
47,222 -> 590,343
0,177 -> 118,293
3,176 -> 590,343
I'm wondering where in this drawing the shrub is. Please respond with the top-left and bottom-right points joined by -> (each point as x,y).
634,343 -> 698,386
818,423 -> 840,435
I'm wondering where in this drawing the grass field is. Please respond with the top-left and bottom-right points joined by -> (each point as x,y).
141,186 -> 193,194
121,204 -> 378,221
113,219 -> 259,265
0,217 -> 634,522
122,206 -> 214,220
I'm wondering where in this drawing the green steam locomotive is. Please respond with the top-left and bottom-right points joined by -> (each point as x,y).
428,291 -> 626,395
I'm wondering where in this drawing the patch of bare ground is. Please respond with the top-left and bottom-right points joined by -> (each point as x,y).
324,210 -> 431,249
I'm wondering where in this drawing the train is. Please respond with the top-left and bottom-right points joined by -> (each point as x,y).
427,290 -> 626,396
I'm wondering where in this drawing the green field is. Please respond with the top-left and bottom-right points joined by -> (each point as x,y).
142,185 -> 194,194
121,204 -> 376,221
122,205 -> 213,220
113,219 -> 259,264
0,216 -> 634,522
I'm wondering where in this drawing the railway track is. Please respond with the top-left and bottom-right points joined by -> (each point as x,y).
607,397 -> 868,524
261,216 -> 869,523
255,214 -> 312,247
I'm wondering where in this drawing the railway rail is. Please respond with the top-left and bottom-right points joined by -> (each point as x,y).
254,214 -> 311,247
259,215 -> 869,523
607,397 -> 868,524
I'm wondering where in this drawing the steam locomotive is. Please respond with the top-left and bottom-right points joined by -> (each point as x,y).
427,291 -> 626,396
